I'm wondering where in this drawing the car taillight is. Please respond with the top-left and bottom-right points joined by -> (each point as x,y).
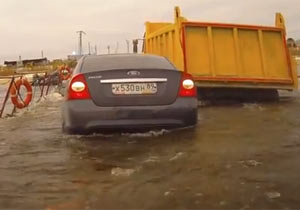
68,74 -> 91,100
179,73 -> 197,97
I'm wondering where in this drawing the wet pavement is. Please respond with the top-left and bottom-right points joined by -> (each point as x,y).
1,87 -> 300,209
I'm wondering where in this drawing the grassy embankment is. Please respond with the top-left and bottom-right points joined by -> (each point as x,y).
0,60 -> 77,77
0,60 -> 77,85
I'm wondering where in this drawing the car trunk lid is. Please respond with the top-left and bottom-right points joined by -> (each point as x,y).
84,69 -> 181,106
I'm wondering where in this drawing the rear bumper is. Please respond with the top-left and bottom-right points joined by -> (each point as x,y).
62,97 -> 198,133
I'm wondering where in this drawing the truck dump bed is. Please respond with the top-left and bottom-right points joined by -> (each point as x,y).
144,7 -> 298,90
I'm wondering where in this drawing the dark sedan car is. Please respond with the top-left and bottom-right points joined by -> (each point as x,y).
62,54 -> 198,134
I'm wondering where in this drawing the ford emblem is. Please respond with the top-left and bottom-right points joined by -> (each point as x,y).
127,70 -> 141,76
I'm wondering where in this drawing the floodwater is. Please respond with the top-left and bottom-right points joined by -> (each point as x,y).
1,86 -> 300,209
0,81 -> 56,117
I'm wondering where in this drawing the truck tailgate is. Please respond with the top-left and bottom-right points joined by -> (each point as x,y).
144,7 -> 298,90
182,22 -> 292,85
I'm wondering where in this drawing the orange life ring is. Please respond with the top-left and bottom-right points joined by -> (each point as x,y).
59,66 -> 72,80
10,78 -> 33,109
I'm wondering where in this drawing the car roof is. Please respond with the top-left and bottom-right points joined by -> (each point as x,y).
80,54 -> 176,73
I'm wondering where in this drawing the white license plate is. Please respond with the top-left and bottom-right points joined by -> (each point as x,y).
112,83 -> 157,95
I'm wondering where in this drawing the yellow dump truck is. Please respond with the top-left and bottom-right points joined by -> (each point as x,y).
144,7 -> 298,99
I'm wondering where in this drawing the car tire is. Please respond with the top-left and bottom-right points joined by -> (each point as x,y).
62,122 -> 72,134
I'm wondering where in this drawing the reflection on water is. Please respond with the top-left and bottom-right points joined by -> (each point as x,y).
0,91 -> 300,209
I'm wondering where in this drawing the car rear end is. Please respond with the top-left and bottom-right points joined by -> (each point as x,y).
62,54 -> 198,134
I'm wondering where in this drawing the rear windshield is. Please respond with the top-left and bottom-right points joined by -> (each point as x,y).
80,54 -> 176,73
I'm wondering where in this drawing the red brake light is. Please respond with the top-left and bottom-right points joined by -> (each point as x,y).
179,73 -> 197,97
68,74 -> 91,100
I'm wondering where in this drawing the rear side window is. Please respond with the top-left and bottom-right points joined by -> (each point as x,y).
72,57 -> 84,75
80,54 -> 176,73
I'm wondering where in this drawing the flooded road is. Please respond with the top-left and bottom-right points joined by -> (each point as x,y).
1,89 -> 300,209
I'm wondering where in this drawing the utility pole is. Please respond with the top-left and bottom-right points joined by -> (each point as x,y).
95,45 -> 98,55
133,39 -> 138,53
132,39 -> 144,53
115,42 -> 119,54
107,45 -> 110,54
77,30 -> 86,55
88,42 -> 91,55
41,50 -> 44,58
126,40 -> 130,53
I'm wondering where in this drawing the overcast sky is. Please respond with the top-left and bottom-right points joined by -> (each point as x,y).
0,0 -> 299,63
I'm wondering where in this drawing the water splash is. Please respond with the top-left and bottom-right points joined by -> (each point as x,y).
122,129 -> 170,138
169,152 -> 185,161
243,103 -> 265,111
111,167 -> 139,177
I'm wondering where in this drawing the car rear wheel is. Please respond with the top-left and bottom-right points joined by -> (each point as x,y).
62,122 -> 73,134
